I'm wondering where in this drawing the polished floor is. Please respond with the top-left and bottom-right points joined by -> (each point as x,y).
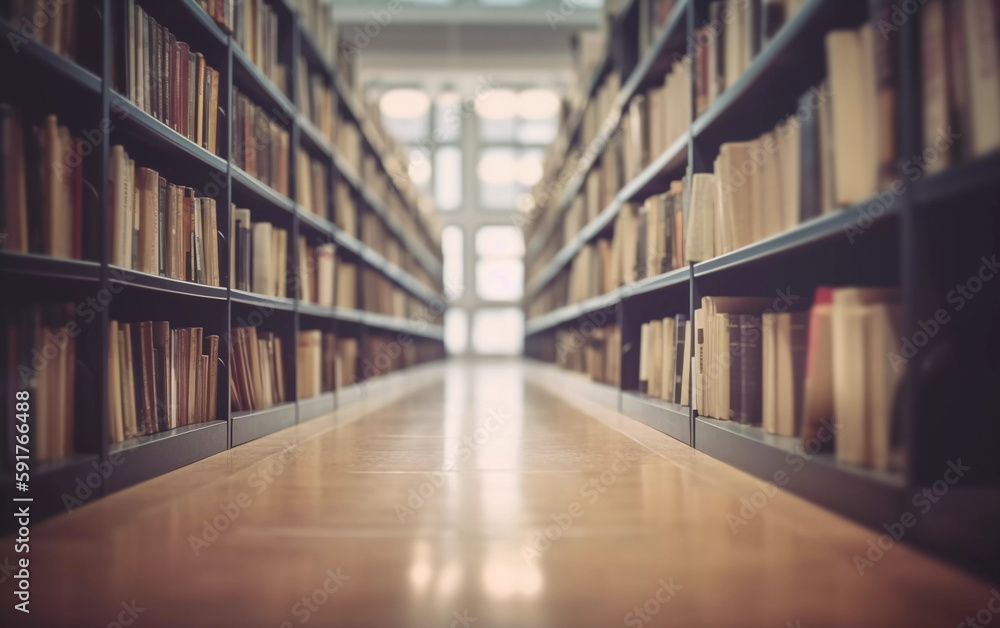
14,360 -> 994,627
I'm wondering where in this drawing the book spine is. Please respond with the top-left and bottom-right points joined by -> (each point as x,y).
738,315 -> 763,426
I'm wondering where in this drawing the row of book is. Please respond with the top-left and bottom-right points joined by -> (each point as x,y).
694,0 -> 806,116
106,320 -> 219,443
230,212 -> 287,296
623,58 -> 691,181
5,0 -> 80,60
109,145 -> 222,285
361,267 -> 414,319
555,325 -> 622,388
5,305 -> 77,461
297,240 -> 357,309
295,332 -> 358,399
200,0 -> 287,93
230,325 -> 286,412
296,148 -> 330,218
637,315 -> 690,405
685,86 -> 826,262
233,86 -> 290,196
297,60 -> 337,146
294,0 -> 338,69
1,108 -> 84,259
691,289 -> 903,470
112,0 -> 222,155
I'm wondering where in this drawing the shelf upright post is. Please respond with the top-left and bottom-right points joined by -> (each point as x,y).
289,15 -> 304,424
897,1 -> 921,486
223,25 -> 234,450
97,0 -> 113,480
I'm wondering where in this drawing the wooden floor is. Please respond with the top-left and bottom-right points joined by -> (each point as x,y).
11,360 -> 993,627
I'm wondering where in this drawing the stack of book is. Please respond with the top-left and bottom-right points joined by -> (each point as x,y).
230,326 -> 286,412
232,87 -> 290,195
692,288 -> 903,471
230,209 -> 288,297
296,60 -> 337,145
109,145 -> 221,285
637,315 -> 690,405
112,1 -> 222,154
296,148 -> 329,218
4,0 -> 79,60
106,320 -> 219,443
6,304 -> 78,461
1,108 -> 84,259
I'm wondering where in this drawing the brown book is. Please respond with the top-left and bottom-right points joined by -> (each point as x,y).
107,320 -> 125,443
208,67 -> 219,154
194,354 -> 205,425
152,321 -> 170,431
134,321 -> 157,435
195,53 -> 206,147
188,327 -> 202,422
206,335 -> 219,420
118,323 -> 137,438
177,327 -> 190,426
166,31 -> 176,129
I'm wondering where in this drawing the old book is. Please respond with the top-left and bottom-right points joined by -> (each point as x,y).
825,25 -> 878,205
134,321 -> 156,435
960,0 -> 1000,157
648,319 -> 663,398
660,317 -> 677,403
251,222 -> 273,295
317,243 -> 336,307
685,173 -> 717,263
673,315 -> 687,403
638,323 -> 651,394
152,321 -> 170,431
870,0 -> 900,186
107,320 -> 125,443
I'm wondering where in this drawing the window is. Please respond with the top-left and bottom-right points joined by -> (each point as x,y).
442,225 -> 464,300
472,308 -> 524,355
445,308 -> 468,355
434,146 -> 462,211
474,226 -> 524,301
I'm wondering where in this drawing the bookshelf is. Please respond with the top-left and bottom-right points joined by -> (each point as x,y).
524,0 -> 1000,580
0,0 -> 445,523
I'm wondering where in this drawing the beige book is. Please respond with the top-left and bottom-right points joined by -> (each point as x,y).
107,320 -> 124,443
638,323 -> 650,392
251,222 -> 274,296
825,26 -> 878,205
832,303 -> 871,466
777,120 -> 802,232
867,302 -> 903,470
680,323 -> 692,407
761,312 -> 778,434
110,146 -> 128,266
660,317 -> 676,403
317,243 -> 336,307
648,320 -> 663,398
961,0 -> 1000,156
921,0 -> 950,175
685,173 -> 717,263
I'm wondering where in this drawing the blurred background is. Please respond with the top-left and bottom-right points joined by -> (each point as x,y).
338,0 -> 608,356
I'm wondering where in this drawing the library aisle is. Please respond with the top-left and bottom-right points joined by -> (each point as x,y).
23,360 -> 991,628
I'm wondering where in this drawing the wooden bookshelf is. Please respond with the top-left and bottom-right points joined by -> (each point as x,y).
0,0 -> 445,525
524,0 -> 1000,581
